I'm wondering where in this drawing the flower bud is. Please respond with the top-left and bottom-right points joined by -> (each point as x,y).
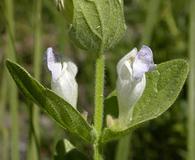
58,0 -> 126,52
46,47 -> 78,108
116,45 -> 156,124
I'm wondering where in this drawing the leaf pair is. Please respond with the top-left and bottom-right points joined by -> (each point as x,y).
6,59 -> 189,148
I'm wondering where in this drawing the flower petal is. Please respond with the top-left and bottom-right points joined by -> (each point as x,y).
51,65 -> 78,107
46,47 -> 78,108
117,48 -> 137,75
46,47 -> 62,81
117,70 -> 146,123
66,61 -> 78,78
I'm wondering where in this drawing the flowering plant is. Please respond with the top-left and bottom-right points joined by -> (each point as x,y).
5,0 -> 189,159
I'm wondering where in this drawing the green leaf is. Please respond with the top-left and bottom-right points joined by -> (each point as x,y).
65,0 -> 126,52
101,59 -> 189,143
6,60 -> 95,145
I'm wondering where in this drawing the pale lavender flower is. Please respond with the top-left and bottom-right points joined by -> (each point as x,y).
116,45 -> 156,123
46,47 -> 78,108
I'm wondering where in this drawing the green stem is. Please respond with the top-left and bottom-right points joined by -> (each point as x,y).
94,54 -> 105,160
188,0 -> 195,159
28,0 -> 42,159
2,128 -> 9,160
115,134 -> 131,160
0,68 -> 7,131
27,102 -> 40,160
142,0 -> 161,44
33,0 -> 42,132
0,67 -> 8,160
33,0 -> 42,85
7,26 -> 20,160
4,0 -> 19,159
163,0 -> 179,37
44,0 -> 67,53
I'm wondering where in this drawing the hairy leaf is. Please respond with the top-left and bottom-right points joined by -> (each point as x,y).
64,0 -> 126,52
6,60 -> 95,145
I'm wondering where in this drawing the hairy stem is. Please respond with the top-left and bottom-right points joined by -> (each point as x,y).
94,54 -> 105,160
188,0 -> 195,159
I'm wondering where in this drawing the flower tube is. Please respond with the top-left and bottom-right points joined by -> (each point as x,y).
116,45 -> 156,124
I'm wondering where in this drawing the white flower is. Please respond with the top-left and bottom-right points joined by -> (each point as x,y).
116,45 -> 156,123
46,47 -> 78,108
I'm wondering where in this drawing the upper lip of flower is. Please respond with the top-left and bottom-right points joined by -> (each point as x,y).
46,47 -> 63,81
46,47 -> 78,108
117,48 -> 137,74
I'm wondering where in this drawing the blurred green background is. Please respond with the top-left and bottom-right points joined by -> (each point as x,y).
0,0 -> 192,159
